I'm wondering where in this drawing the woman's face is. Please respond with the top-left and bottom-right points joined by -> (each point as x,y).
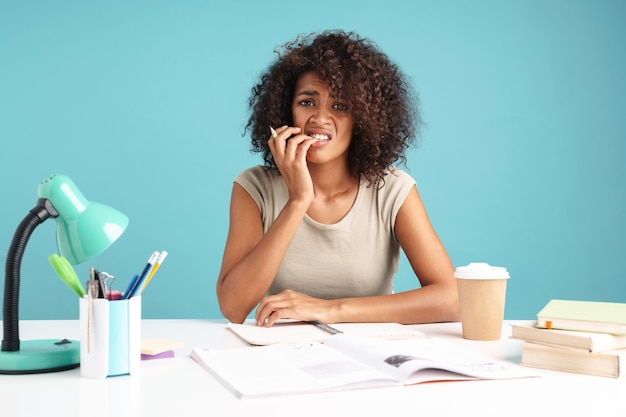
291,71 -> 354,165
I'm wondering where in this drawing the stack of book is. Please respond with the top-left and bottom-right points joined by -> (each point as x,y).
511,299 -> 626,378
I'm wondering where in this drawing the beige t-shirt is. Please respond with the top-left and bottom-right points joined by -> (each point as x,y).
234,165 -> 416,299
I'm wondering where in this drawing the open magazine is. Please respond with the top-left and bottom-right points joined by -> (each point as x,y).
191,333 -> 536,399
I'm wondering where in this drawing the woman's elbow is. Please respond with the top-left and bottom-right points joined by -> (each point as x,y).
219,301 -> 249,324
217,291 -> 250,323
216,292 -> 243,324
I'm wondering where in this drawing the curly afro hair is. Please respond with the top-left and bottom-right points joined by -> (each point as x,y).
245,30 -> 421,186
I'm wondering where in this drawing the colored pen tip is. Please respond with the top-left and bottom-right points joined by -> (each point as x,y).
269,126 -> 278,138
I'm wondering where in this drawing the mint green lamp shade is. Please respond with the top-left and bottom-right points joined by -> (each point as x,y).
1,174 -> 128,374
38,174 -> 129,265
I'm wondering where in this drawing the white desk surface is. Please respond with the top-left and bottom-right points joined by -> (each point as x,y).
1,319 -> 625,417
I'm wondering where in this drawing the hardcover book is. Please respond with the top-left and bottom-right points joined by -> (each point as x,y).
536,299 -> 626,334
510,322 -> 626,352
520,341 -> 625,378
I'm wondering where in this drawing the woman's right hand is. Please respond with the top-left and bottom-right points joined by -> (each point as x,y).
268,125 -> 317,206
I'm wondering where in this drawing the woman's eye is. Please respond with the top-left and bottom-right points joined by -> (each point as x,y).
333,103 -> 348,111
299,99 -> 315,107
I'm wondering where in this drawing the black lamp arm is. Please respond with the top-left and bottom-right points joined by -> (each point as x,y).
2,199 -> 58,352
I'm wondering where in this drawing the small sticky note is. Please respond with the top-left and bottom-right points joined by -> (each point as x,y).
141,350 -> 175,361
141,339 -> 184,355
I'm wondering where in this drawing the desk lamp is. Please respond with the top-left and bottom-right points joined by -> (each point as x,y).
1,174 -> 128,374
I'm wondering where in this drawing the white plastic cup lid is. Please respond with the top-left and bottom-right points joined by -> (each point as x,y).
454,262 -> 510,279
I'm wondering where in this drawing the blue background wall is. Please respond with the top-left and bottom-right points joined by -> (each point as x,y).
1,0 -> 624,321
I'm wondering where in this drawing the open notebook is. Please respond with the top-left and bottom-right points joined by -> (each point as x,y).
227,320 -> 425,345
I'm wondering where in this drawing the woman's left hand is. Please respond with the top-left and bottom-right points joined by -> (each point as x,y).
255,289 -> 334,327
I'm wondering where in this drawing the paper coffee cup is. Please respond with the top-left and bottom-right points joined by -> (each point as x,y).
454,263 -> 510,341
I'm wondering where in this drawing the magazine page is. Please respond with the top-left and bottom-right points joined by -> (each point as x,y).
191,340 -> 399,399
324,334 -> 536,384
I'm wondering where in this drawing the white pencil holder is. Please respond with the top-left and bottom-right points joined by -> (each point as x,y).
79,296 -> 141,378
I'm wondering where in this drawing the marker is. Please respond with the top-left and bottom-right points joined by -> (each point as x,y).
141,251 -> 168,293
124,251 -> 159,299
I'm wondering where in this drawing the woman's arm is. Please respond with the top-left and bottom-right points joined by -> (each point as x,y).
255,185 -> 460,326
368,184 -> 460,323
217,127 -> 319,323
216,182 -> 310,323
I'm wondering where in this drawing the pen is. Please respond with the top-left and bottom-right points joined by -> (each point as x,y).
124,251 -> 160,299
269,126 -> 278,138
309,321 -> 343,336
123,274 -> 139,299
141,250 -> 168,294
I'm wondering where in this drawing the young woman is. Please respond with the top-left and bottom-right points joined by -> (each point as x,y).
217,30 -> 460,326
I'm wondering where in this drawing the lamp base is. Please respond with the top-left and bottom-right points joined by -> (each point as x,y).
0,339 -> 80,374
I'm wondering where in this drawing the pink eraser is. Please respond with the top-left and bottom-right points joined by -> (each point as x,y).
107,290 -> 122,300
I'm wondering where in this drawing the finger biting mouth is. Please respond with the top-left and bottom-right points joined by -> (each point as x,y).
308,133 -> 331,141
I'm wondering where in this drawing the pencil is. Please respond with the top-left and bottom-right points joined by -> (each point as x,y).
124,251 -> 159,299
141,251 -> 168,293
